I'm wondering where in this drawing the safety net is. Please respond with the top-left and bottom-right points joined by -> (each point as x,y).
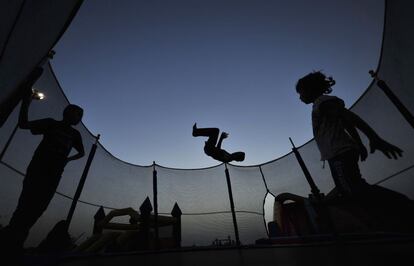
0,0 -> 413,249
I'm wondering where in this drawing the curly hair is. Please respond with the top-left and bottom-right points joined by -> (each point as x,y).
296,71 -> 336,96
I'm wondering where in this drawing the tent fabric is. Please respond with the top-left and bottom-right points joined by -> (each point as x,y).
0,0 -> 83,126
0,0 -> 413,248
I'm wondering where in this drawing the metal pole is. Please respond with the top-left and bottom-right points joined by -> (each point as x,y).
224,163 -> 241,246
289,138 -> 338,236
369,70 -> 414,129
0,123 -> 18,161
289,138 -> 323,200
152,161 -> 159,249
66,134 -> 100,229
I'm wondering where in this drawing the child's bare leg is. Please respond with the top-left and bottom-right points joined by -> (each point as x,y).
192,124 -> 220,144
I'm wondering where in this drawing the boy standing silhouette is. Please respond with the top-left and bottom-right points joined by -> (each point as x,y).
1,67 -> 85,254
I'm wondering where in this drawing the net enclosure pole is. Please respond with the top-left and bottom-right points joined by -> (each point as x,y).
66,134 -> 100,228
152,161 -> 159,249
289,138 -> 339,236
289,138 -> 323,200
369,70 -> 414,129
224,163 -> 241,246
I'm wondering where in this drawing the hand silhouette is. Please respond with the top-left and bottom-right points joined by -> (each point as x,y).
369,138 -> 403,159
358,144 -> 368,161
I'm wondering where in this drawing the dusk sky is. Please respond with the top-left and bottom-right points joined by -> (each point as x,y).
52,0 -> 384,168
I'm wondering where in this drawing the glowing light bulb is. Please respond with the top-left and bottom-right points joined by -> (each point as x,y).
32,89 -> 45,100
37,92 -> 45,100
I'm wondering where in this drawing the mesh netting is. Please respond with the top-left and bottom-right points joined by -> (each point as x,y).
0,0 -> 413,248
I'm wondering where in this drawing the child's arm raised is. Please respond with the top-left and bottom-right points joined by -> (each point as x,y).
18,67 -> 44,130
217,132 -> 228,149
18,88 -> 33,129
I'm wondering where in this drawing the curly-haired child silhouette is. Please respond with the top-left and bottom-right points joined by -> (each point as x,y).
296,71 -> 403,198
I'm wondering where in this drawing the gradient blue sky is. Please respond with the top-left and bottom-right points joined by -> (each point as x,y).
52,0 -> 384,168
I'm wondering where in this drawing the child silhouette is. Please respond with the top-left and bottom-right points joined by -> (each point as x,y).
1,67 -> 85,255
296,71 -> 402,198
192,123 -> 245,163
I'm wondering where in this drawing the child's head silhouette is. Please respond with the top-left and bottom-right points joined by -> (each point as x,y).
63,104 -> 83,125
296,71 -> 335,104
